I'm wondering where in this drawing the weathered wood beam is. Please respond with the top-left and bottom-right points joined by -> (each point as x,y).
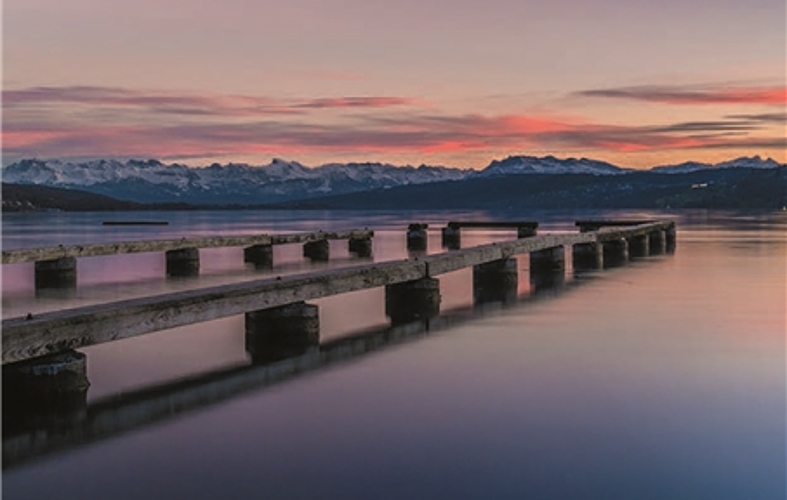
2,230 -> 374,264
2,259 -> 423,364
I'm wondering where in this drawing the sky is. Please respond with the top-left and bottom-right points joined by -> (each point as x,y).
2,0 -> 785,169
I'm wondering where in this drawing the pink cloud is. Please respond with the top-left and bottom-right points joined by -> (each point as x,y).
2,86 -> 423,118
295,97 -> 423,109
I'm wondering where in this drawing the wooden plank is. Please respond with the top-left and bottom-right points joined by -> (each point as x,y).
424,232 -> 596,275
447,221 -> 538,229
270,229 -> 373,245
595,221 -> 674,241
2,259 -> 423,364
1,229 -> 374,264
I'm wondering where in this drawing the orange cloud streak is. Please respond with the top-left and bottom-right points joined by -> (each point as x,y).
3,85 -> 783,164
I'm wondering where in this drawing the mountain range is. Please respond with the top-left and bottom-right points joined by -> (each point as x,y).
2,155 -> 784,207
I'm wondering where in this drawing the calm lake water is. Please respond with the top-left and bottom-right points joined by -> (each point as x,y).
2,209 -> 785,500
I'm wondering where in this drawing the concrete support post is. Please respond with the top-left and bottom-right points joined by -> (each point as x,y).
303,239 -> 330,261
407,223 -> 428,251
441,226 -> 461,250
245,302 -> 319,363
602,238 -> 629,267
166,247 -> 200,276
3,350 -> 90,409
348,237 -> 373,258
244,244 -> 274,269
577,223 -> 598,233
385,277 -> 440,324
572,242 -> 604,270
517,226 -> 538,238
34,257 -> 77,289
648,230 -> 667,255
530,246 -> 565,272
665,224 -> 677,252
473,258 -> 518,304
627,234 -> 650,258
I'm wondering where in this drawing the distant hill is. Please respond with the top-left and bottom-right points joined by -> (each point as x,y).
276,168 -> 787,210
1,183 -> 196,212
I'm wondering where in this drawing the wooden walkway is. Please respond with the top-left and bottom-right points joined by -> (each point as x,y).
2,221 -> 674,365
1,229 -> 373,264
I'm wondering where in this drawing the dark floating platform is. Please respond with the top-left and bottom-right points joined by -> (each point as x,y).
102,221 -> 169,226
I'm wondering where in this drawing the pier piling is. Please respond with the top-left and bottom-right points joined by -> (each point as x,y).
602,238 -> 629,267
473,258 -> 518,304
517,225 -> 538,238
441,226 -> 461,250
34,257 -> 77,289
245,302 -> 320,363
627,234 -> 650,258
572,242 -> 604,270
303,239 -> 330,261
648,230 -> 667,255
348,237 -> 373,257
407,224 -> 428,251
3,350 -> 90,412
166,247 -> 200,277
244,244 -> 274,269
530,246 -> 565,272
385,277 -> 440,323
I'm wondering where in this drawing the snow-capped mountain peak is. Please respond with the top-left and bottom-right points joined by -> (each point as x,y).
477,155 -> 628,177
650,155 -> 783,173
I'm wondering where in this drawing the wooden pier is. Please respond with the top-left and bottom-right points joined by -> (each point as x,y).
2,220 -> 674,409
2,229 -> 374,286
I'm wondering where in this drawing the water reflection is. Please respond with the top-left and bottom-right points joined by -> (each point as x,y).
3,270 -> 592,470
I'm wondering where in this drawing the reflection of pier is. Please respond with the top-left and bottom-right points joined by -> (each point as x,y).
3,220 -> 675,432
1,229 -> 374,287
2,271 -> 602,470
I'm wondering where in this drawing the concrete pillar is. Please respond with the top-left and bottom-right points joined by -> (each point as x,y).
665,224 -> 677,252
441,226 -> 461,250
577,223 -> 599,233
166,247 -> 200,276
34,257 -> 77,289
602,238 -> 628,267
3,350 -> 90,410
245,302 -> 319,363
385,277 -> 440,324
517,225 -> 538,238
407,223 -> 428,251
473,258 -> 518,304
244,244 -> 274,269
303,239 -> 330,261
573,242 -> 604,270
649,230 -> 667,255
348,237 -> 373,258
627,234 -> 650,258
530,246 -> 565,272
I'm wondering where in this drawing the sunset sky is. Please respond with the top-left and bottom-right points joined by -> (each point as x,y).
3,0 -> 785,169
